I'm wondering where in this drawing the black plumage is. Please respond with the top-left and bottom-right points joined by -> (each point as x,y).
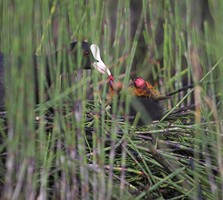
0,41 -> 93,110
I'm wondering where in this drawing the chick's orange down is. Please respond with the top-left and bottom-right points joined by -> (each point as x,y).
108,76 -> 169,125
130,77 -> 169,101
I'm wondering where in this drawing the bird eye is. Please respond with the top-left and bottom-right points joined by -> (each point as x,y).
84,51 -> 89,56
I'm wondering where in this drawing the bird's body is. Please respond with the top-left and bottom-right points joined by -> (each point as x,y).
130,95 -> 164,123
129,77 -> 169,125
0,41 -> 93,110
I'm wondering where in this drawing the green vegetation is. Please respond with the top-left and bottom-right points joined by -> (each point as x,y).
0,0 -> 223,199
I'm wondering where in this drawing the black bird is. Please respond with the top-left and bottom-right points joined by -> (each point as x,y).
0,41 -> 93,110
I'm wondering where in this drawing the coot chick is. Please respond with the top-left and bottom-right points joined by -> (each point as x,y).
128,77 -> 170,125
108,76 -> 170,125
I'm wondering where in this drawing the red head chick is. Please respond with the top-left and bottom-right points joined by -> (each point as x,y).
130,77 -> 170,101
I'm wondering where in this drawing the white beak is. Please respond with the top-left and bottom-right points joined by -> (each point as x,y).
90,44 -> 111,76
